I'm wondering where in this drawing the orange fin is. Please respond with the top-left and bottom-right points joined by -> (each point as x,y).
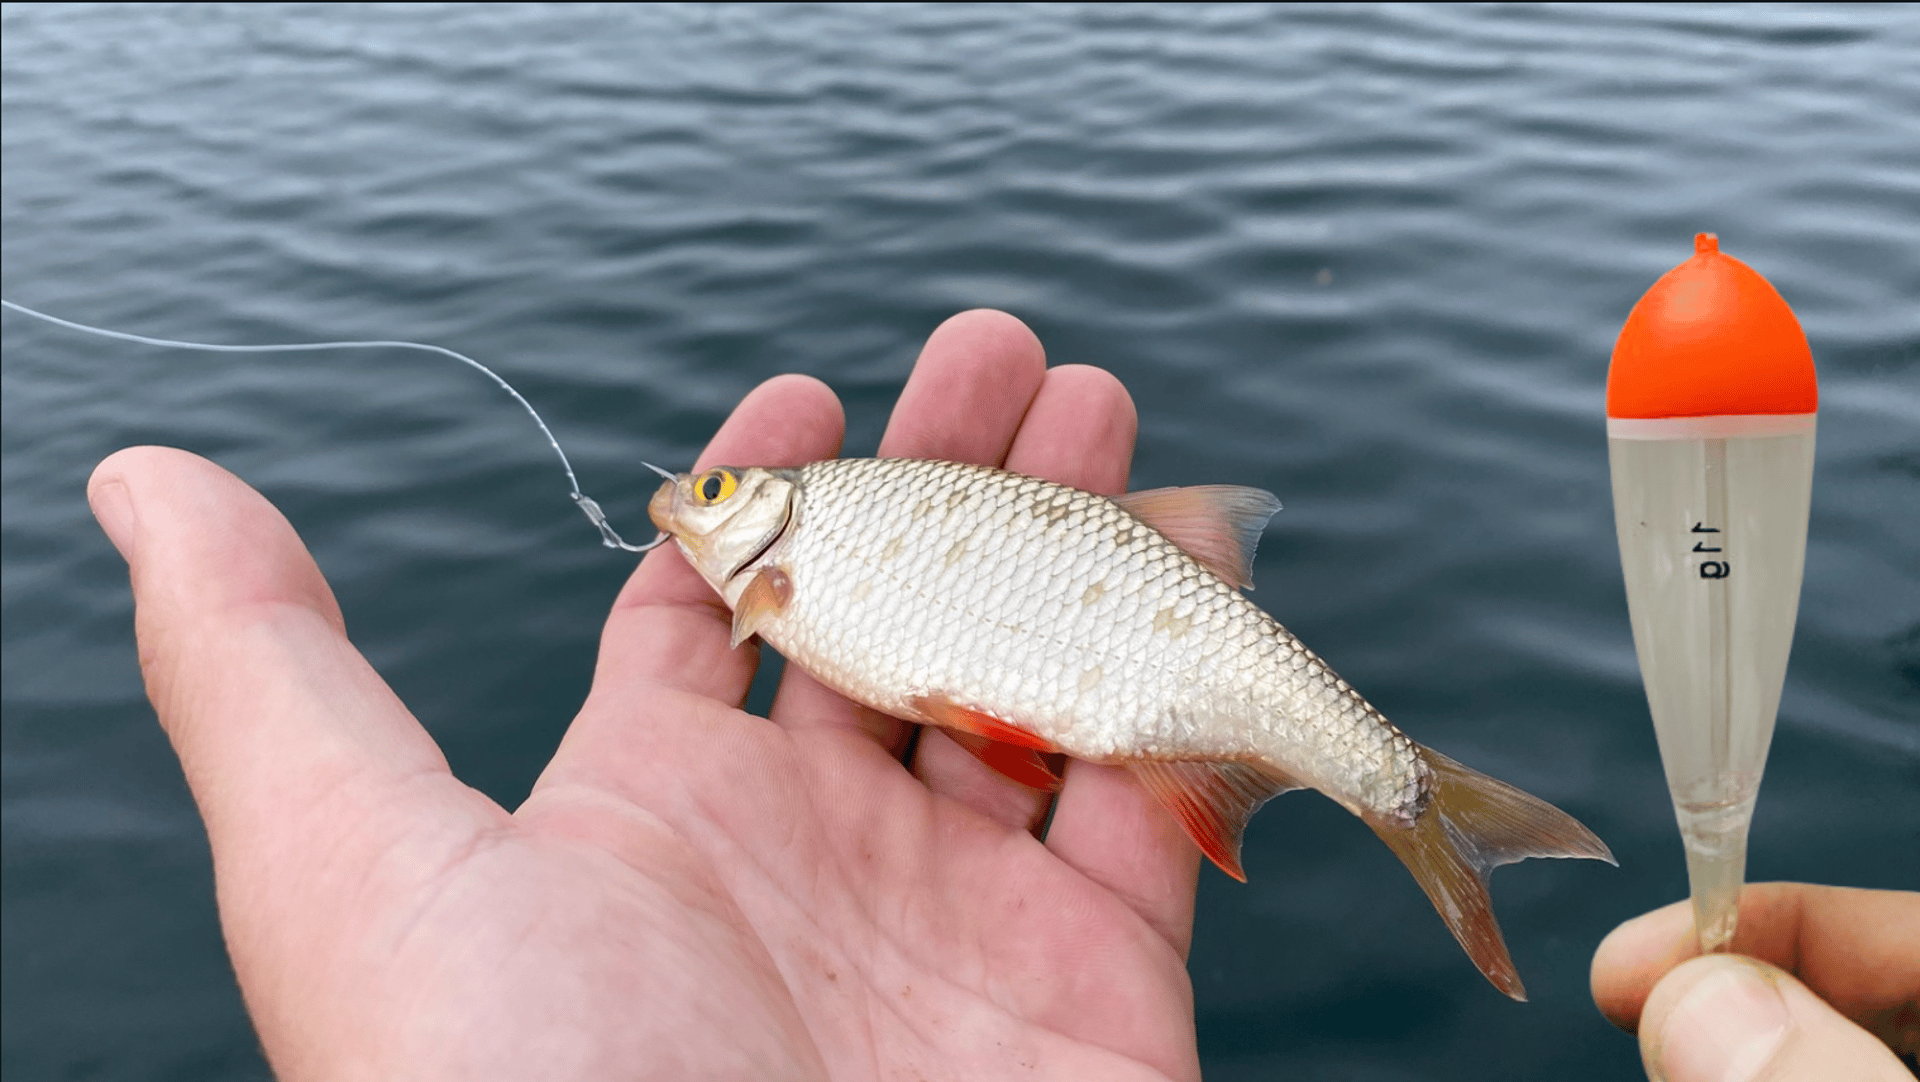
729,566 -> 792,648
1365,745 -> 1616,1001
944,731 -> 1065,792
1127,760 -> 1302,881
1112,485 -> 1282,589
909,693 -> 1056,752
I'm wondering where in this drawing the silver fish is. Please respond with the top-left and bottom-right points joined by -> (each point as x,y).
650,456 -> 1613,999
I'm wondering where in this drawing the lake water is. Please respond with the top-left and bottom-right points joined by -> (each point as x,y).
3,4 -> 1916,1080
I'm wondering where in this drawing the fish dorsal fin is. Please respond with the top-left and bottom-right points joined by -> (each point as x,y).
942,731 -> 1065,792
1127,760 -> 1303,880
1111,485 -> 1282,589
729,566 -> 792,648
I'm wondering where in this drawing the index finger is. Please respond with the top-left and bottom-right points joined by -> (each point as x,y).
764,310 -> 1049,751
1592,883 -> 1920,1048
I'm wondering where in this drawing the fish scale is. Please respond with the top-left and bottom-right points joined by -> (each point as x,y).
651,454 -> 1614,999
772,458 -> 1423,811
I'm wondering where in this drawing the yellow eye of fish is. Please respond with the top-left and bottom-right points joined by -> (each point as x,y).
695,468 -> 737,504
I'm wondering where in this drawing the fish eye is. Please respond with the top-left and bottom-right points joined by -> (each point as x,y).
694,468 -> 738,504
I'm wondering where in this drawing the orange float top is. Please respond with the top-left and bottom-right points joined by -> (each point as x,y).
1607,234 -> 1817,419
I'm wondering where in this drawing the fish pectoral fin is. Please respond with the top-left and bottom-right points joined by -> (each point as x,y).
1111,485 -> 1282,590
908,693 -> 1057,752
942,730 -> 1065,792
729,566 -> 792,648
1127,760 -> 1302,881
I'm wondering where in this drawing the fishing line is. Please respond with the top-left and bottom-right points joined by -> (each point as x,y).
1,298 -> 670,553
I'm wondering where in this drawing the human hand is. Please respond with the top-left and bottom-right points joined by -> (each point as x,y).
87,309 -> 1204,1081
1591,882 -> 1919,1082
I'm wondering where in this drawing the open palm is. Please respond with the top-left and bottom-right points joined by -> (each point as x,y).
90,310 -> 1204,1081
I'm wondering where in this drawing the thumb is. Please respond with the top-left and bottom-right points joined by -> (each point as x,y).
88,447 -> 508,1073
1640,954 -> 1910,1082
87,447 -> 460,838
85,449 -> 497,950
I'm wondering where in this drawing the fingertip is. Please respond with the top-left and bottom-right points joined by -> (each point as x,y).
1641,955 -> 1790,1082
1592,898 -> 1697,1031
92,443 -> 231,492
1641,953 -> 1910,1082
90,443 -> 170,485
880,310 -> 1047,464
84,447 -> 464,864
1005,363 -> 1138,495
693,373 -> 845,472
87,474 -> 138,562
1044,363 -> 1136,426
89,446 -> 188,562
930,308 -> 1046,367
88,445 -> 342,627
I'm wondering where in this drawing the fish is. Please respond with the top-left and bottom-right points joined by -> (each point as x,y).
649,456 -> 1615,999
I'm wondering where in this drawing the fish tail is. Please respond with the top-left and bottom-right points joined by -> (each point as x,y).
1362,745 -> 1616,1001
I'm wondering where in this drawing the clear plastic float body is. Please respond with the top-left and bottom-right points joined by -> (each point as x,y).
1607,235 -> 1818,953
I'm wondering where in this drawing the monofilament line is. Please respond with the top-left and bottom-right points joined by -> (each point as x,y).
2,298 -> 667,552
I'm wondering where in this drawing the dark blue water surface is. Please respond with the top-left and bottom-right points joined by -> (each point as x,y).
4,4 -> 1916,1080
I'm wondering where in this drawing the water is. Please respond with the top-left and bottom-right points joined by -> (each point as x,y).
4,4 -> 1916,1079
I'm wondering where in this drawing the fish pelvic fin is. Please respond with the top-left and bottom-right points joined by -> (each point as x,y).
1366,745 -> 1616,1001
1127,760 -> 1304,881
943,731 -> 1064,792
909,693 -> 1057,751
908,693 -> 1065,791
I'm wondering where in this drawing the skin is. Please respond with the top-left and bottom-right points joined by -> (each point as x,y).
1591,883 -> 1919,1082
86,307 -> 1914,1080
87,309 -> 1202,1082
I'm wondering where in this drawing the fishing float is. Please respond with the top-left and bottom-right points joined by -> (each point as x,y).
1606,233 -> 1818,953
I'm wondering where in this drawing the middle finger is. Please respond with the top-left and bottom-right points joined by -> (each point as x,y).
765,309 -> 1050,758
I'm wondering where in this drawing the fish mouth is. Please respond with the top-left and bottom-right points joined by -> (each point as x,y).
647,479 -> 677,534
724,489 -> 795,584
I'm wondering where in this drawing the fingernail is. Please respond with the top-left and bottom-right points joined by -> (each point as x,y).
1653,958 -> 1790,1082
90,479 -> 138,561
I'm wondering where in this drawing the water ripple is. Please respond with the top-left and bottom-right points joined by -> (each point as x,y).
6,5 -> 1917,1081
